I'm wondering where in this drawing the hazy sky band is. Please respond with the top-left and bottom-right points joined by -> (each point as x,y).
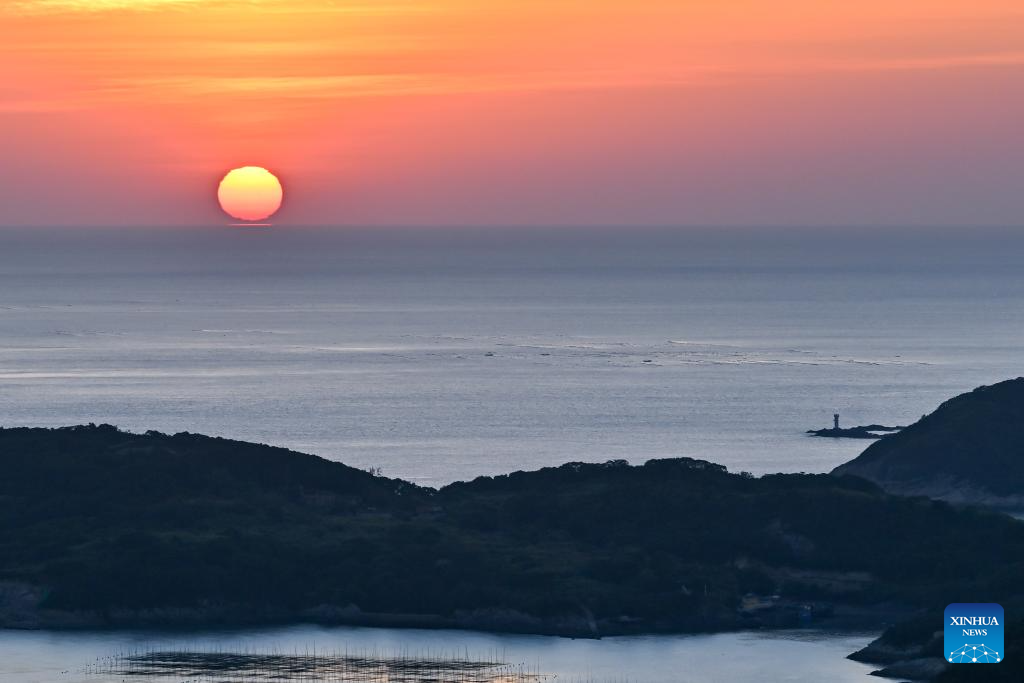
1,1 -> 1022,226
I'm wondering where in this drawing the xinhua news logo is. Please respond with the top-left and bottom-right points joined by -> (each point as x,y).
945,603 -> 1004,664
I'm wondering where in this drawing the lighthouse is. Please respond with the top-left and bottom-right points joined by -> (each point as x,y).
833,413 -> 840,430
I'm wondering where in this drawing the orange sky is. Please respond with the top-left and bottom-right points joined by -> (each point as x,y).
2,0 -> 1023,226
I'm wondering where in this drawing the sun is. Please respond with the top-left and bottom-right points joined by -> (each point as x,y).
217,167 -> 283,222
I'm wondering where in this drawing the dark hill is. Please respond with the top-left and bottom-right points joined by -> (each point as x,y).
3,425 -> 1024,639
0,424 -> 424,508
832,378 -> 1024,507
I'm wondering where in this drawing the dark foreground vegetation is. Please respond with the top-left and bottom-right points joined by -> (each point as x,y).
2,424 -> 1024,647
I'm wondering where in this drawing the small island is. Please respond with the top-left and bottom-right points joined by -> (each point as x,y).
807,413 -> 904,439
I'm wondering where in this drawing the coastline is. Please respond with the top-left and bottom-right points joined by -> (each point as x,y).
0,581 -> 908,639
2,597 -> 929,679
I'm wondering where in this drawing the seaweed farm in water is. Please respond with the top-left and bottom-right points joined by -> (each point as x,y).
85,647 -> 551,683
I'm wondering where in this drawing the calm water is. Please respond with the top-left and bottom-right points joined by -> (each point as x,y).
1,226 -> 1022,486
0,624 -> 877,683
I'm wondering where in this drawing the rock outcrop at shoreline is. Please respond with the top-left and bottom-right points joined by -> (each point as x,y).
806,424 -> 903,439
852,613 -> 1024,682
847,616 -> 948,680
832,378 -> 1024,509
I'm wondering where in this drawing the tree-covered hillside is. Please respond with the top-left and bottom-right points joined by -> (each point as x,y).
2,425 -> 1023,637
833,378 -> 1024,506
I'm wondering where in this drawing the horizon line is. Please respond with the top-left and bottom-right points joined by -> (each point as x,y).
2,223 -> 1023,231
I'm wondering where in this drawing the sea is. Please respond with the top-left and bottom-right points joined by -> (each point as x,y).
1,225 -> 1021,681
1,225 -> 1021,486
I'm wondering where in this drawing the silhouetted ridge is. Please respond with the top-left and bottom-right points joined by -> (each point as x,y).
0,424 -> 424,508
3,424 -> 1024,639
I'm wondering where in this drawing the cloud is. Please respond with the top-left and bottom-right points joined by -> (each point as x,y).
818,51 -> 1024,73
5,48 -> 1022,115
3,1 -> 1022,119
5,0 -> 206,12
3,0 -> 418,15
